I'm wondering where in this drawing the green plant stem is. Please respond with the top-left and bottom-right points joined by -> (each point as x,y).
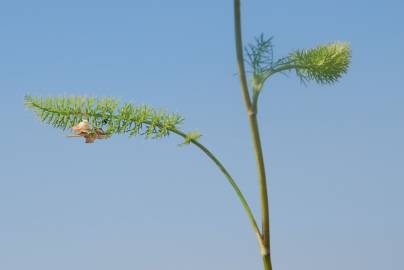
234,0 -> 253,115
263,63 -> 300,81
169,128 -> 263,244
234,1 -> 272,270
249,114 -> 272,266
263,254 -> 272,270
252,87 -> 261,113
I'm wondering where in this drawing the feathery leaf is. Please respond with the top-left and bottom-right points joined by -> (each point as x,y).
287,42 -> 351,84
24,95 -> 184,140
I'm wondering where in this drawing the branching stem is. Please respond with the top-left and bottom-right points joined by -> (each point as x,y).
234,1 -> 272,269
27,98 -> 264,250
25,2 -> 351,270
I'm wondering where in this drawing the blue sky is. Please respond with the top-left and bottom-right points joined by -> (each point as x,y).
0,1 -> 403,269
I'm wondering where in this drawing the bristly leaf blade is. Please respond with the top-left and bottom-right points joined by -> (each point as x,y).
286,42 -> 351,84
24,95 -> 186,140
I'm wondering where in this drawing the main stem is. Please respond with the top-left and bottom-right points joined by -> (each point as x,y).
234,1 -> 272,270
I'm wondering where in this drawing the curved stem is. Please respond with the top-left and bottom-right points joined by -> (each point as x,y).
252,87 -> 261,113
262,63 -> 305,83
169,128 -> 263,244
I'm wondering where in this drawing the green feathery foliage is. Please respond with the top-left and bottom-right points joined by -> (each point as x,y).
245,36 -> 351,92
245,34 -> 275,75
287,42 -> 351,84
24,95 -> 184,139
245,35 -> 287,92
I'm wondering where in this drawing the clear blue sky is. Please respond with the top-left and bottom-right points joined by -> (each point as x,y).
0,1 -> 403,269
